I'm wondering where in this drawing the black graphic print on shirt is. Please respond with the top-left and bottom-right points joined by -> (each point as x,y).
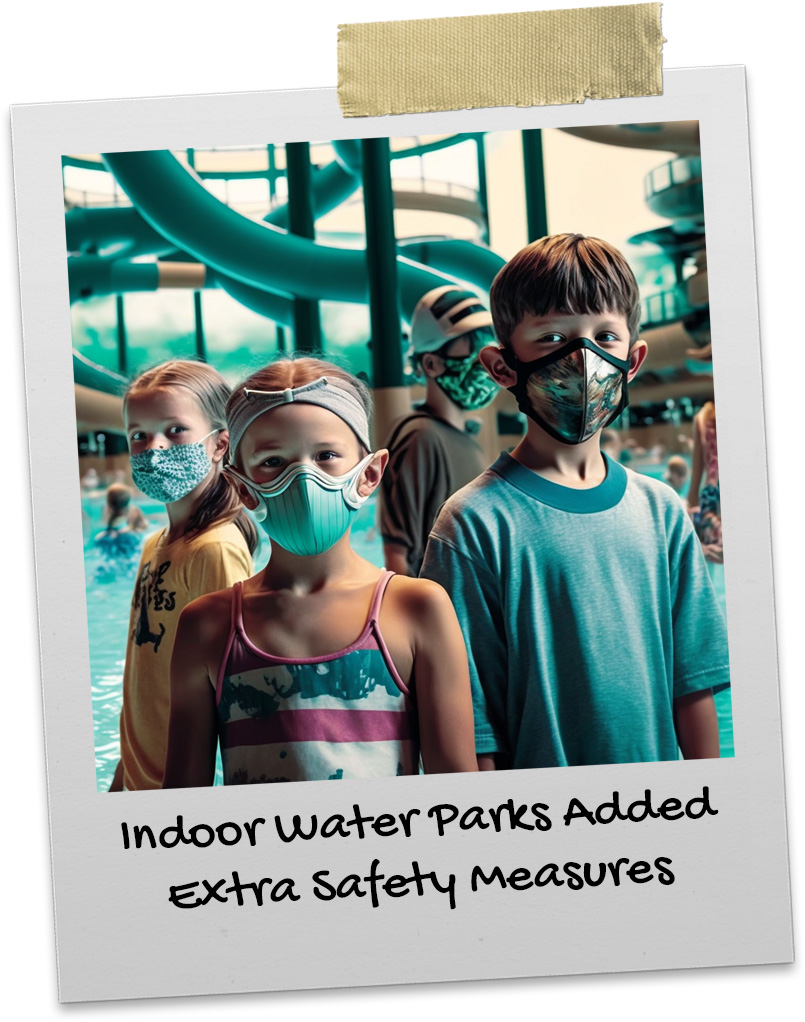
132,558 -> 176,653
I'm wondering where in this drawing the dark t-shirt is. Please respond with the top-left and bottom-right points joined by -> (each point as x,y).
379,409 -> 489,576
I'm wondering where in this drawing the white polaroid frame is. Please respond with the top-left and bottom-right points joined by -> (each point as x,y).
12,66 -> 792,1003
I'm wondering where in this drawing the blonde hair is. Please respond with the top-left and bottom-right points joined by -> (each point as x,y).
125,359 -> 257,552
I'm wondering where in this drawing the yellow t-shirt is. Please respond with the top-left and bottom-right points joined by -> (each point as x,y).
119,520 -> 252,790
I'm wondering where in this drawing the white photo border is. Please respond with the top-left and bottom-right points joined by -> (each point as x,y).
12,67 -> 792,1003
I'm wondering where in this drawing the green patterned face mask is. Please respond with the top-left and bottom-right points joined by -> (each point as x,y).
434,355 -> 499,410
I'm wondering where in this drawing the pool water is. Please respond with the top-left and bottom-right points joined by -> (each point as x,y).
85,463 -> 733,792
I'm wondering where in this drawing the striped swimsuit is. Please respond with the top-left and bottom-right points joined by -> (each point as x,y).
215,571 -> 418,783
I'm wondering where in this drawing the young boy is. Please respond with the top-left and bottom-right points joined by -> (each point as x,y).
380,286 -> 498,577
420,234 -> 729,769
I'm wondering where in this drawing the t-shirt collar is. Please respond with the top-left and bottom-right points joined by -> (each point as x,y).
490,450 -> 627,513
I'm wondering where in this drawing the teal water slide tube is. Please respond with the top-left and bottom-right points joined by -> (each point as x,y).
101,149 -> 476,315
72,143 -> 504,393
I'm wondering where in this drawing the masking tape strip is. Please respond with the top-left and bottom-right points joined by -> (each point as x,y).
337,4 -> 665,117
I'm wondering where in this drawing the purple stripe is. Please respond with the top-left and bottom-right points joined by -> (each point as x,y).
220,709 -> 412,748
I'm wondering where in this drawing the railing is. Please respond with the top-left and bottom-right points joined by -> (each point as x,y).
641,285 -> 693,327
644,156 -> 702,199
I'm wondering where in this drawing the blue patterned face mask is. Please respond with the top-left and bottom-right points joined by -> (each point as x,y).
130,431 -> 218,503
226,453 -> 375,556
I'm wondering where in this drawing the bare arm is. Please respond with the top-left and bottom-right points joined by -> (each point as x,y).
108,759 -> 124,792
162,601 -> 219,788
674,689 -> 720,759
384,543 -> 412,576
407,580 -> 478,774
477,754 -> 497,771
687,417 -> 704,509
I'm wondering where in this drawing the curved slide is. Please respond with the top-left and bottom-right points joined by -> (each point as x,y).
68,146 -> 502,396
100,150 -> 498,317
71,144 -> 504,401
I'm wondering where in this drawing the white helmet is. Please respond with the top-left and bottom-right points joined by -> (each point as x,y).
410,286 -> 494,355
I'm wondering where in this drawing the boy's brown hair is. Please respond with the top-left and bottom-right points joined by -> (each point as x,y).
489,233 -> 642,347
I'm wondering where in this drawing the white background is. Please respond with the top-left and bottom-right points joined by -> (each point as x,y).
2,1 -> 799,1017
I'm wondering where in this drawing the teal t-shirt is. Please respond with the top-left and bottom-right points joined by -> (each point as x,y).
420,452 -> 730,768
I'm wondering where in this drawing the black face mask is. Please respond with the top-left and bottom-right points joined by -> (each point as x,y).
501,338 -> 632,445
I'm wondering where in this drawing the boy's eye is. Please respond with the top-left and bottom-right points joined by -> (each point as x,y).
129,431 -> 146,444
316,451 -> 339,463
539,333 -> 566,344
597,332 -> 620,343
167,425 -> 188,437
262,456 -> 285,468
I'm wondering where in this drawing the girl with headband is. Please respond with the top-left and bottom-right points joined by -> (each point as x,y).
163,357 -> 477,785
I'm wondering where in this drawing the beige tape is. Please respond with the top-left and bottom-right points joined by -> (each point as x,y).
338,4 -> 664,117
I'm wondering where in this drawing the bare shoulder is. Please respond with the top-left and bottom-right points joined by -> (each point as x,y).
385,574 -> 456,621
180,586 -> 235,630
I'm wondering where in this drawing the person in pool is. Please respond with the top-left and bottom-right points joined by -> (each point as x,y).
93,483 -> 148,582
163,357 -> 477,786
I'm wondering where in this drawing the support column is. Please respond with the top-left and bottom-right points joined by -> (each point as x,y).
286,141 -> 322,352
361,137 -> 409,446
475,133 -> 490,246
268,143 -> 287,357
115,294 -> 128,374
521,129 -> 549,243
193,291 -> 206,362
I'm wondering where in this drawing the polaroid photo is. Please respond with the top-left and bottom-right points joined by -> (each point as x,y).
11,66 -> 792,1002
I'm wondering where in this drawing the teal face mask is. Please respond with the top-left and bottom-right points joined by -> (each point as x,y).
227,453 -> 375,556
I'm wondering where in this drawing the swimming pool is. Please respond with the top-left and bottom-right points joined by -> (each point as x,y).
84,465 -> 733,792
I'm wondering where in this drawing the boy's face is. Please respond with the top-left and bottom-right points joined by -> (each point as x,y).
480,309 -> 647,389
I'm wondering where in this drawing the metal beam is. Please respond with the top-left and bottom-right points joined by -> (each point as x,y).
522,129 -> 549,242
361,138 -> 403,389
285,141 -> 322,352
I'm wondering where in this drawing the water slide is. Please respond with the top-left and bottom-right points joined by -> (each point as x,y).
70,140 -> 504,408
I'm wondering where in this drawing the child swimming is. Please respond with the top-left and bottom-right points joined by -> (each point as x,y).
163,357 -> 477,786
109,360 -> 257,791
93,483 -> 148,583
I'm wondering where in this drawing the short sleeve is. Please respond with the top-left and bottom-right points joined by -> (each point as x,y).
185,539 -> 253,599
379,424 -> 445,571
670,512 -> 730,698
420,531 -> 508,756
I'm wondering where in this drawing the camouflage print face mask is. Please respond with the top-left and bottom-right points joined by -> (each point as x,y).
434,355 -> 499,411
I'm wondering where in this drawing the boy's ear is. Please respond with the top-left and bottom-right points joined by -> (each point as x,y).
420,353 -> 444,379
479,344 -> 516,388
357,449 -> 388,498
627,339 -> 649,382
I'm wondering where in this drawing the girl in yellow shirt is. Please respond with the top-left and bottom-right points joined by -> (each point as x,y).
109,360 -> 257,791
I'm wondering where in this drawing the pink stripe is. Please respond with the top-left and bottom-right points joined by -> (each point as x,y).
215,583 -> 242,707
220,709 -> 413,748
